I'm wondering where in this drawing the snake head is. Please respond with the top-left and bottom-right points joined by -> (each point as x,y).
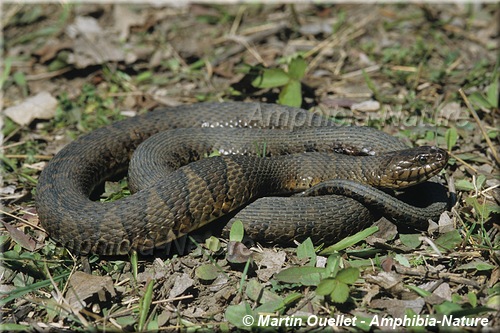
380,146 -> 449,189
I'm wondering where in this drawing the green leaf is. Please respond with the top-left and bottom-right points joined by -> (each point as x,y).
434,230 -> 462,252
468,292 -> 478,307
486,73 -> 498,107
225,302 -> 254,330
394,253 -> 411,268
251,68 -> 290,88
282,292 -> 302,306
399,234 -> 422,249
0,272 -> 70,307
13,71 -> 28,96
454,179 -> 475,191
476,174 -> 486,190
448,305 -> 497,318
0,324 -> 32,332
468,91 -> 493,109
316,278 -> 336,295
487,295 -> 500,309
288,57 -> 307,80
131,250 -> 138,281
13,71 -> 27,87
362,70 -> 381,101
195,264 -> 220,281
465,196 -> 499,220
146,313 -> 159,332
296,237 -> 316,266
0,57 -> 12,90
434,301 -> 463,315
138,280 -> 155,331
320,226 -> 379,254
229,220 -> 244,242
330,281 -> 350,303
453,152 -> 490,163
278,79 -> 302,107
245,279 -> 281,303
335,267 -> 360,285
136,71 -> 153,83
325,253 -> 341,276
445,127 -> 458,150
205,236 -> 221,252
254,298 -> 285,313
456,260 -> 496,271
353,315 -> 372,331
405,284 -> 431,297
274,266 -> 326,286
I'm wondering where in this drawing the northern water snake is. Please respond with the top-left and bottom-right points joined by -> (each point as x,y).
35,102 -> 449,255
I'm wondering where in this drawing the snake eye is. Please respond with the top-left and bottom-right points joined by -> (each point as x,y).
418,155 -> 428,165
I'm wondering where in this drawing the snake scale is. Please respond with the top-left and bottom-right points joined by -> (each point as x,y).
35,102 -> 449,255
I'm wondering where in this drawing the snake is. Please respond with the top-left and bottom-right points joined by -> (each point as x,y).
35,102 -> 449,255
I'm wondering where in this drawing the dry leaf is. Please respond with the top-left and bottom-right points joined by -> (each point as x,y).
351,100 -> 381,112
365,271 -> 404,292
424,282 -> 452,305
254,249 -> 286,282
2,221 -> 37,251
226,241 -> 252,264
113,6 -> 147,40
3,91 -> 57,126
438,211 -> 455,233
65,271 -> 116,311
168,273 -> 194,299
65,16 -> 128,68
34,39 -> 73,63
370,298 -> 425,319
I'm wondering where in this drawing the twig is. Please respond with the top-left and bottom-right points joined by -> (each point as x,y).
25,67 -> 71,81
0,209 -> 46,232
395,265 -> 480,287
229,5 -> 246,36
212,22 -> 288,67
448,151 -> 478,175
5,154 -> 53,160
459,88 -> 500,165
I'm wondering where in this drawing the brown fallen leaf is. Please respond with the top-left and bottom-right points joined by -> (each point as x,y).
365,271 -> 405,294
350,99 -> 381,112
168,273 -> 194,299
65,16 -> 127,68
113,6 -> 147,40
438,211 -> 455,233
226,241 -> 252,264
370,298 -> 426,320
424,282 -> 452,305
33,39 -> 73,63
3,91 -> 57,126
254,249 -> 286,282
65,271 -> 116,311
2,221 -> 37,252
381,257 -> 395,272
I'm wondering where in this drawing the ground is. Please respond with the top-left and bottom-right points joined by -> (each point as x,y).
1,2 -> 499,332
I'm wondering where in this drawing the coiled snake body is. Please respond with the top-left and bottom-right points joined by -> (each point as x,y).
36,102 -> 448,255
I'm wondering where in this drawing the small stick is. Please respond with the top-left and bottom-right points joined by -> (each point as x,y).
448,151 -> 478,174
459,88 -> 499,165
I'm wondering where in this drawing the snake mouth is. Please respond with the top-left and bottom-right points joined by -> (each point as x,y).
383,146 -> 449,188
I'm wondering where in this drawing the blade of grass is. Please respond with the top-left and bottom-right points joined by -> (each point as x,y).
320,226 -> 379,255
138,280 -> 154,331
0,272 -> 70,307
